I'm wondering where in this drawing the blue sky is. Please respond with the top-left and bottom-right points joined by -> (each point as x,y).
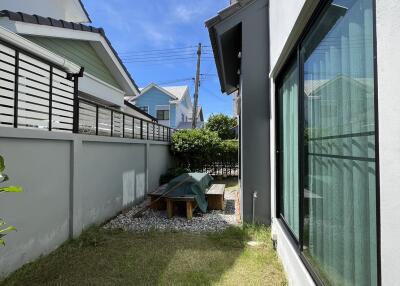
83,0 -> 232,119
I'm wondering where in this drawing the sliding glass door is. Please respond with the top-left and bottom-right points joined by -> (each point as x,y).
277,0 -> 378,285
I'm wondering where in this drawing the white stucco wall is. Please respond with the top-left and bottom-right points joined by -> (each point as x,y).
1,0 -> 89,23
376,1 -> 400,285
269,1 -> 319,284
269,0 -> 306,69
269,0 -> 319,78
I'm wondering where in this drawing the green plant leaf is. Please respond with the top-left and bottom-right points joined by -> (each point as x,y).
0,186 -> 23,193
0,155 -> 4,173
0,225 -> 17,234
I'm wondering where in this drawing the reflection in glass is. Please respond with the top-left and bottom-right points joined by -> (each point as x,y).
302,0 -> 377,285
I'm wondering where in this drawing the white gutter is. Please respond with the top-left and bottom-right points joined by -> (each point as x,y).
0,26 -> 81,74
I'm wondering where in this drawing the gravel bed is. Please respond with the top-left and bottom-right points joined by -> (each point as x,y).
104,191 -> 238,233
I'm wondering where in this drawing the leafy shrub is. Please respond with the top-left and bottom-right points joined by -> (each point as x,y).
217,140 -> 239,163
206,114 -> 237,140
0,155 -> 23,246
171,129 -> 222,168
168,129 -> 239,177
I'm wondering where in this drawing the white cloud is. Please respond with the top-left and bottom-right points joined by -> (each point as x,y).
140,22 -> 175,47
174,5 -> 197,22
173,4 -> 211,23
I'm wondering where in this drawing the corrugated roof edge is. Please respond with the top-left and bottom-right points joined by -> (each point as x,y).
0,10 -> 139,93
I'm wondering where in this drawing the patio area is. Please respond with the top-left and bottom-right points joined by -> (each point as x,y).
0,179 -> 287,286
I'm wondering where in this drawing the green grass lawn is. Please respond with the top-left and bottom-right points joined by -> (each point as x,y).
0,225 -> 287,286
1,177 -> 287,286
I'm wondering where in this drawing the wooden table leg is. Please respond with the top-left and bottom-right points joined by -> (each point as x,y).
186,201 -> 193,220
167,199 -> 173,219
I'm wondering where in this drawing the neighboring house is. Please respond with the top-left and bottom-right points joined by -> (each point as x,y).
123,100 -> 157,122
128,83 -> 198,129
0,0 -> 140,109
0,0 -> 165,137
207,0 -> 399,285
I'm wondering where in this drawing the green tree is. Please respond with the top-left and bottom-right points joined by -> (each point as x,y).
0,155 -> 23,246
206,114 -> 237,140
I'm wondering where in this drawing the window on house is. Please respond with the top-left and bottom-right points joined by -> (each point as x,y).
156,109 -> 169,120
277,58 -> 299,238
139,106 -> 148,113
277,0 -> 377,285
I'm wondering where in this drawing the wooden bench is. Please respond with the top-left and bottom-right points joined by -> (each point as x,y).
166,196 -> 197,220
150,183 -> 225,220
205,184 -> 225,210
147,184 -> 168,210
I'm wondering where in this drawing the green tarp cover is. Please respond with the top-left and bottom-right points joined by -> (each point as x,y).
165,173 -> 213,213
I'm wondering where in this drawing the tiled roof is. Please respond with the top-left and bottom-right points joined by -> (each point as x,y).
0,10 -> 139,92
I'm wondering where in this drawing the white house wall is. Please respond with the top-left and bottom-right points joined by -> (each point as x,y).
80,73 -> 125,107
1,0 -> 89,23
376,0 -> 400,284
269,0 -> 319,78
269,0 -> 321,284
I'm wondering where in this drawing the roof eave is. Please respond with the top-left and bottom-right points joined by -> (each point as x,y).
207,26 -> 227,93
205,1 -> 254,94
0,26 -> 81,74
0,10 -> 140,95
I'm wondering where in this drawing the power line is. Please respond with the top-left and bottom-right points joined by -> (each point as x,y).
121,51 -> 214,60
121,52 -> 197,60
124,58 -> 214,64
200,85 -> 226,103
119,46 -> 212,56
156,77 -> 195,85
119,45 -> 197,55
123,57 -> 215,63
119,46 -> 213,56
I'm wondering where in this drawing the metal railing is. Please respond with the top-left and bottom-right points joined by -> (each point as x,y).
191,162 -> 239,177
0,40 -> 172,142
0,41 -> 75,132
78,98 -> 172,141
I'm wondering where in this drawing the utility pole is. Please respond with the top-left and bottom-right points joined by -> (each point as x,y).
192,43 -> 201,129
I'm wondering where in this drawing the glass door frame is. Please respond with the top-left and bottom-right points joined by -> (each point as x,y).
274,0 -> 381,285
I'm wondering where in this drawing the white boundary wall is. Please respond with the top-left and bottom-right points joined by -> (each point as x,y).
0,127 -> 171,276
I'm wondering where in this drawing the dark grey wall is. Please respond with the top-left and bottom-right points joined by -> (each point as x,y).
215,0 -> 270,224
0,128 -> 172,277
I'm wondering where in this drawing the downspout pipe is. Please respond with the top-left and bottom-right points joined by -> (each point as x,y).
252,191 -> 258,224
